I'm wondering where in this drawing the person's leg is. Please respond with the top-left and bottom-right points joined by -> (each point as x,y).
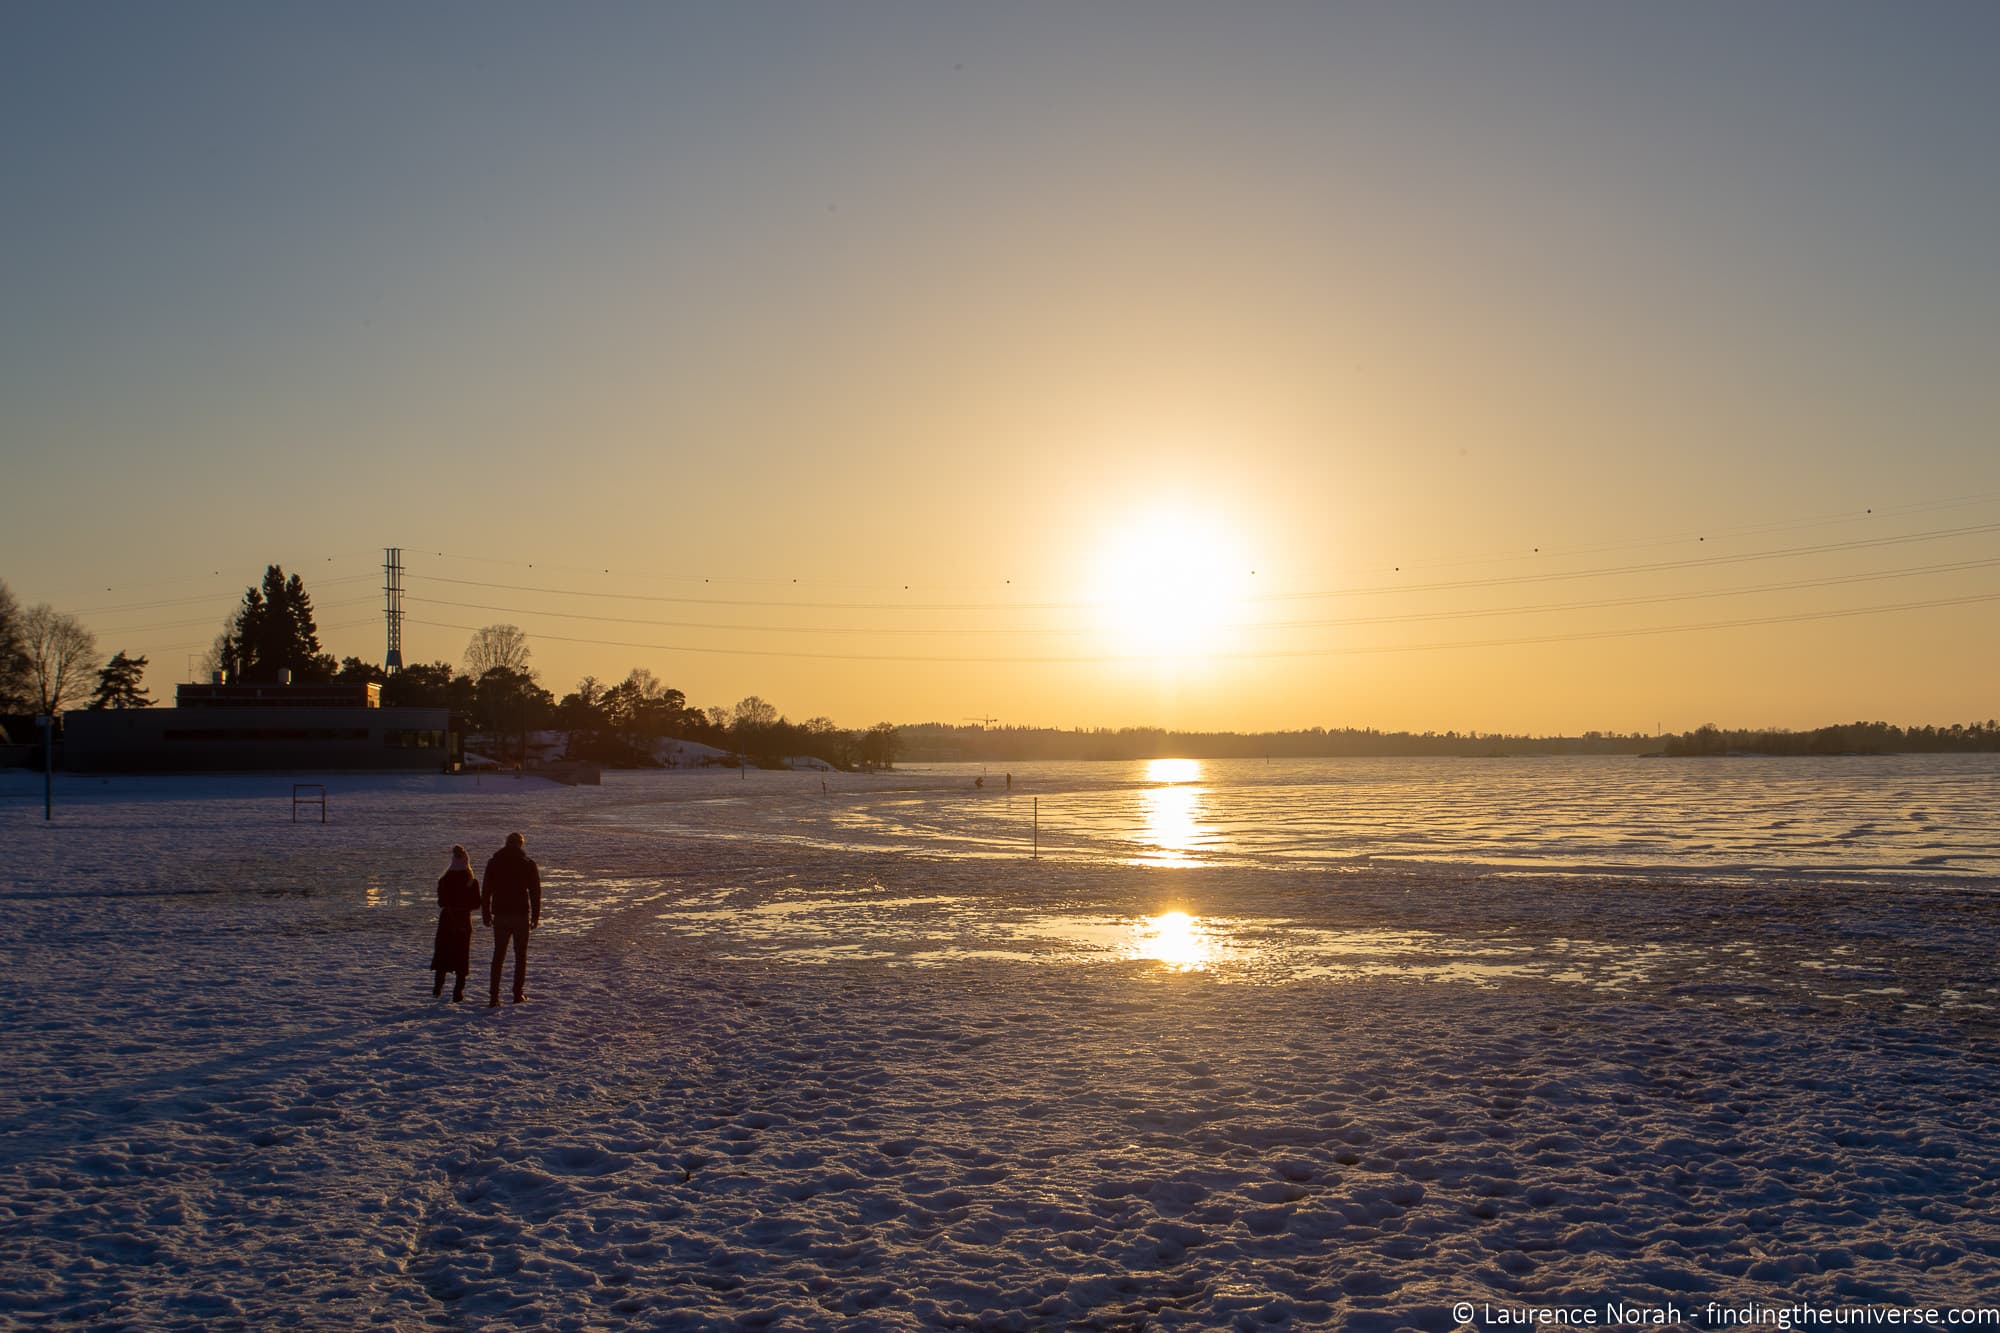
433,968 -> 445,998
511,927 -> 530,1001
452,967 -> 467,1002
489,926 -> 510,1005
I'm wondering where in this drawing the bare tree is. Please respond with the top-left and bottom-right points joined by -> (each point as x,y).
23,604 -> 99,714
732,695 -> 779,731
624,667 -> 664,701
464,624 -> 532,679
198,613 -> 239,681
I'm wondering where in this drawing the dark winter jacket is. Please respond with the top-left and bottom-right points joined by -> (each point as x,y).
430,867 -> 483,974
435,867 -> 481,935
481,846 -> 542,924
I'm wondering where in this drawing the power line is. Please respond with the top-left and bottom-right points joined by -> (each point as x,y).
81,595 -> 383,636
1341,487 -> 2000,577
35,487 -> 2000,615
406,519 -> 2000,614
142,615 -> 391,658
411,571 -> 1071,613
403,555 -> 2000,638
416,486 -> 2000,590
70,572 -> 380,619
57,556 -> 382,607
405,590 -> 2000,666
1258,521 -> 2000,603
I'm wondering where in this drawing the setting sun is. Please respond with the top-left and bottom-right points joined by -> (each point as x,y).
1087,510 -> 1252,659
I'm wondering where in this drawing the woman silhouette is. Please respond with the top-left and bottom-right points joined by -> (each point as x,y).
429,845 -> 482,1001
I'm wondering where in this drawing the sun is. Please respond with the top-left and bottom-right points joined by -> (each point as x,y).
1087,508 -> 1251,658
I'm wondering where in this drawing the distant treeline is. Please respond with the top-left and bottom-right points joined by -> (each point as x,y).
897,724 -> 1658,762
1661,720 -> 2000,757
901,720 -> 2000,762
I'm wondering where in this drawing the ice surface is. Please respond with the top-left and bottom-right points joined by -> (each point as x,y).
2,768 -> 1997,1328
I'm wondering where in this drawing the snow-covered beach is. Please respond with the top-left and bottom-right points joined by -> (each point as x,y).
3,766 -> 1998,1330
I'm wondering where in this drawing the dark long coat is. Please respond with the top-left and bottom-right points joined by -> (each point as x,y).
429,867 -> 483,974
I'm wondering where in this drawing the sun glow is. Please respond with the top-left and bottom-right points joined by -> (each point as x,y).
1088,510 -> 1251,659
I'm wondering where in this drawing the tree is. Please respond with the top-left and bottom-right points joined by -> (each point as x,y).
0,579 -> 29,710
732,695 -> 779,731
599,669 -> 689,739
382,661 -> 471,711
334,656 -> 390,687
198,616 -> 235,682
598,675 -> 646,731
23,604 -> 99,714
858,722 -> 900,770
646,684 -> 690,736
464,624 -> 531,679
558,676 -> 610,759
472,666 -> 555,766
731,695 -> 781,761
88,651 -> 152,709
801,716 -> 855,769
561,675 -> 607,727
225,565 -> 333,683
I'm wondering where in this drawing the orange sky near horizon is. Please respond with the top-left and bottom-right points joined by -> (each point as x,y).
5,6 -> 1998,734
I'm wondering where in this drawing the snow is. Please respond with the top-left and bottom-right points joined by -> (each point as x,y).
652,738 -> 736,767
2,768 -> 1997,1329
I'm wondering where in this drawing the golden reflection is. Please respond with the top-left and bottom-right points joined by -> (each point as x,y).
1126,910 -> 1218,972
1138,759 -> 1204,865
1140,784 -> 1201,865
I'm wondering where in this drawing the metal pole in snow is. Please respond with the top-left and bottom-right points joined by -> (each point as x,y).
1033,796 -> 1038,860
38,715 -> 52,820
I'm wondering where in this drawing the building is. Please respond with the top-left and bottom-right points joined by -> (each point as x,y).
61,678 -> 461,773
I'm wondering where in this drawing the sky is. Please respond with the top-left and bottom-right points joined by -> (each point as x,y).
4,2 -> 1997,735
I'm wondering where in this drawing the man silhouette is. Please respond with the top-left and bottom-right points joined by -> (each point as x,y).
481,831 -> 542,1006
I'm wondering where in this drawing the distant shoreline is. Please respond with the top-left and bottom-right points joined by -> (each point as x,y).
900,719 -> 2000,764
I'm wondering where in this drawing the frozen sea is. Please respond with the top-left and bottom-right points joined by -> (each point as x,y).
663,754 -> 2000,883
2,756 -> 1998,1330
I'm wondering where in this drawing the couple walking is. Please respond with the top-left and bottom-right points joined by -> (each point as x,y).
429,832 -> 543,1006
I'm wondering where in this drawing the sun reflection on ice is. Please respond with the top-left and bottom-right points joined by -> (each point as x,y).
1139,758 -> 1207,866
1126,910 -> 1219,971
1141,787 -> 1202,865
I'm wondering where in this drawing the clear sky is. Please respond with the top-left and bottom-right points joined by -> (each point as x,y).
5,2 -> 1997,734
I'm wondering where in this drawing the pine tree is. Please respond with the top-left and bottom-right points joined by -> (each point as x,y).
89,651 -> 153,709
226,566 -> 335,683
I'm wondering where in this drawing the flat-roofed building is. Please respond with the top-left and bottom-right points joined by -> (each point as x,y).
172,680 -> 384,710
61,679 -> 460,773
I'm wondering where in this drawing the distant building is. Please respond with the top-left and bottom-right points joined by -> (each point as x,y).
61,678 -> 461,773
173,680 -> 384,710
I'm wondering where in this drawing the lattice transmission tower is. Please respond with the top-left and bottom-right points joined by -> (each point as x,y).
384,548 -> 405,671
